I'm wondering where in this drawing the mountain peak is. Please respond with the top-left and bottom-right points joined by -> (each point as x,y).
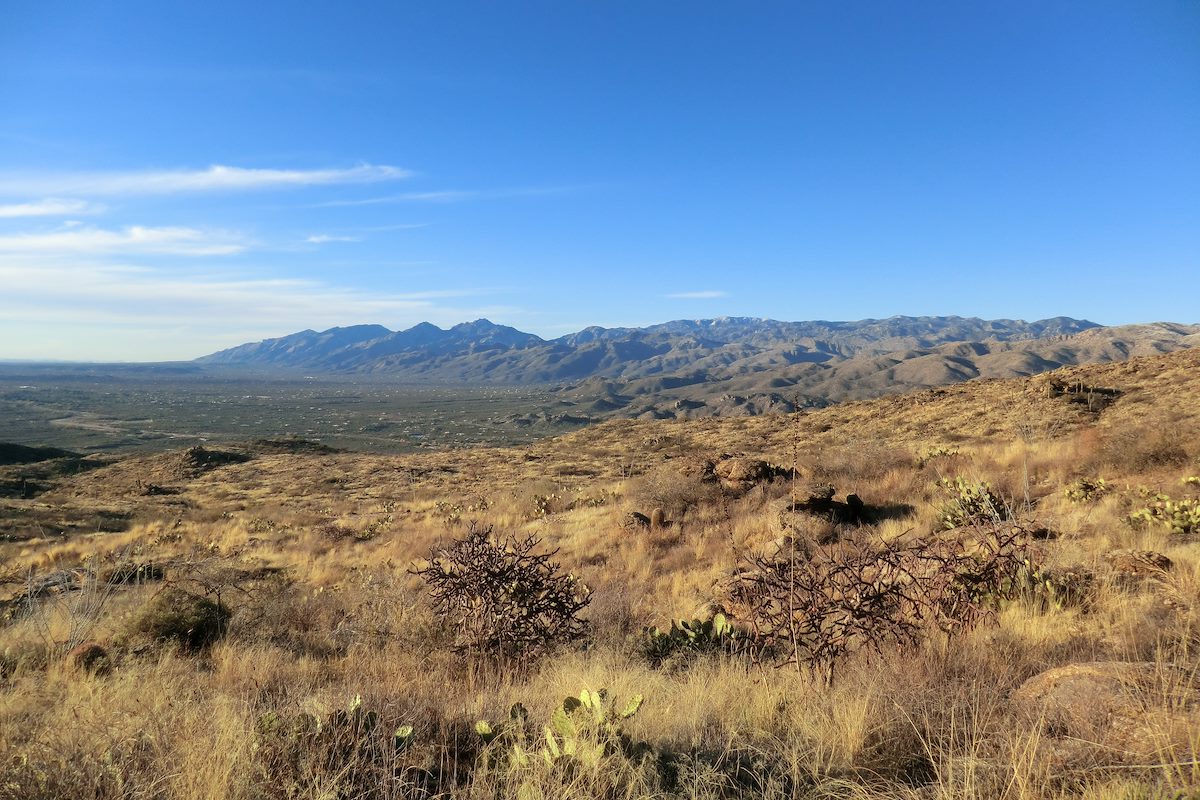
450,318 -> 501,331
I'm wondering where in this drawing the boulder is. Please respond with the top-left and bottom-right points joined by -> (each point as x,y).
713,457 -> 772,488
676,458 -> 717,481
770,486 -> 865,528
796,483 -> 836,504
1012,661 -> 1198,769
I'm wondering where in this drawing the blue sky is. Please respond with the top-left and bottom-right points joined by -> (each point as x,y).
1,1 -> 1197,360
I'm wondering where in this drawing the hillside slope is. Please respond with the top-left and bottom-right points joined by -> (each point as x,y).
4,348 -> 1200,800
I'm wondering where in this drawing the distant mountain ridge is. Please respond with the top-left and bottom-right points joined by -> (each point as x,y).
197,316 -> 1200,422
199,315 -> 1099,376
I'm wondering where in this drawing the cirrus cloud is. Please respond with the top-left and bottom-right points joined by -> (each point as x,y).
0,224 -> 248,256
0,197 -> 104,217
0,163 -> 409,197
305,233 -> 361,244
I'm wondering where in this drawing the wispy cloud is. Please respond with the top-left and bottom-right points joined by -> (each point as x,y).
0,198 -> 103,218
315,185 -> 589,208
317,190 -> 473,207
666,290 -> 728,299
0,255 -> 519,359
0,163 -> 409,197
303,224 -> 429,244
305,234 -> 361,244
0,225 -> 248,256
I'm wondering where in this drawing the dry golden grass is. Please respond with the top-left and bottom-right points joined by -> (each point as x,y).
2,348 -> 1200,798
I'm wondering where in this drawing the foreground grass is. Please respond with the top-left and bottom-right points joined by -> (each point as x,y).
2,349 -> 1200,799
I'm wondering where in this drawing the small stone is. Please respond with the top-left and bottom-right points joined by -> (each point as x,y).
621,511 -> 651,531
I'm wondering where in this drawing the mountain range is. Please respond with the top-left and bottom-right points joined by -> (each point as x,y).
198,316 -> 1200,422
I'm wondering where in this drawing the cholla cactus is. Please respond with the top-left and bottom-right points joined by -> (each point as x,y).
725,523 -> 1030,685
412,524 -> 591,664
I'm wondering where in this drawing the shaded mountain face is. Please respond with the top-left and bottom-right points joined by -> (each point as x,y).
197,316 -> 1200,423
199,320 -> 544,370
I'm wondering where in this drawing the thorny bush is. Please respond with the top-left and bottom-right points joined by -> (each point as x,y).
724,523 -> 1032,685
412,523 -> 591,666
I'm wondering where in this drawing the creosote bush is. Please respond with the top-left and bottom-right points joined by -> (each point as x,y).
413,523 -> 592,665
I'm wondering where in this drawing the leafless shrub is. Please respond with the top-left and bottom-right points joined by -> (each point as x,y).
412,523 -> 591,666
13,567 -> 118,653
625,464 -> 724,517
6,547 -> 156,653
724,524 -> 1031,685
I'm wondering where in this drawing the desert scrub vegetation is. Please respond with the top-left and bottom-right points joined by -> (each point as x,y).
2,349 -> 1200,798
1063,476 -> 1110,503
641,613 -> 741,668
125,585 -> 230,650
1129,491 -> 1200,536
935,476 -> 1010,529
724,521 -> 1032,686
411,523 -> 592,667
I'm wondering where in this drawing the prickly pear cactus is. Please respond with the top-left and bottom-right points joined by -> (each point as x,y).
642,612 -> 739,665
474,687 -> 649,778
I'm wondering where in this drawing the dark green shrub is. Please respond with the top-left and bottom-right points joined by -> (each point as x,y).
128,587 -> 229,650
